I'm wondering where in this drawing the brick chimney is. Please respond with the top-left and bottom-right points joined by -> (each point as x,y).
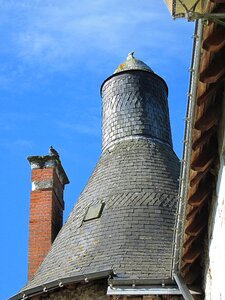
27,154 -> 69,280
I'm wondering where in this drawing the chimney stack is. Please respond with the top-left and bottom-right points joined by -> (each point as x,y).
27,154 -> 69,280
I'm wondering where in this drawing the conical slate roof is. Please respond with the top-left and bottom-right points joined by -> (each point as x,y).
20,54 -> 180,294
114,52 -> 154,74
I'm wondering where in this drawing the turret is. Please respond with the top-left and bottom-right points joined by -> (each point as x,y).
12,54 -> 180,300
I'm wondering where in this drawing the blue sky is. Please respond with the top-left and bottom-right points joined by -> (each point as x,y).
0,1 -> 194,299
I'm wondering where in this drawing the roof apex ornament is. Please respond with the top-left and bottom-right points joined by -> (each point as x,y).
127,51 -> 135,59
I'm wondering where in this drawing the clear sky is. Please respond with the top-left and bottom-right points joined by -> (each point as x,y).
0,1 -> 194,299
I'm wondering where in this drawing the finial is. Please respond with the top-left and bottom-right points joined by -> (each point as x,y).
127,52 -> 134,60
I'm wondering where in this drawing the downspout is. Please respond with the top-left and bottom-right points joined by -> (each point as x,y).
171,19 -> 203,298
173,273 -> 194,300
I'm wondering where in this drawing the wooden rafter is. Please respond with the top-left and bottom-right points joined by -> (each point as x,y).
188,186 -> 211,206
197,81 -> 223,106
185,214 -> 206,237
192,126 -> 217,150
180,263 -> 191,277
199,49 -> 225,83
183,263 -> 201,285
183,234 -> 199,249
191,150 -> 215,172
182,245 -> 201,264
195,106 -> 218,131
190,167 -> 209,187
203,26 -> 225,52
186,203 -> 205,220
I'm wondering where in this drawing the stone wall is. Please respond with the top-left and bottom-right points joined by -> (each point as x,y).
42,280 -> 108,300
204,96 -> 225,299
38,280 -> 183,300
204,162 -> 225,300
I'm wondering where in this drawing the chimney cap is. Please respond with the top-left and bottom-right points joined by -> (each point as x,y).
27,155 -> 69,185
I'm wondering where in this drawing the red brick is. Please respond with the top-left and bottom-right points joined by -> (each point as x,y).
28,166 -> 64,280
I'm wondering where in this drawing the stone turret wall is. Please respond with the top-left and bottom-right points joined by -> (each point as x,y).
38,280 -> 183,300
41,280 -> 108,300
101,71 -> 172,151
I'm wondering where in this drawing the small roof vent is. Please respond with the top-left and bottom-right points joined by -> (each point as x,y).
83,202 -> 105,222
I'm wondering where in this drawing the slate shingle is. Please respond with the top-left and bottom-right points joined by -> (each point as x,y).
23,138 -> 179,290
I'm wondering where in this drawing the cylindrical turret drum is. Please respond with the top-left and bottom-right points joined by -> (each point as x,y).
101,60 -> 172,151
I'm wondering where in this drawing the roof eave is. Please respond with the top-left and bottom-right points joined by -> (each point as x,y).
9,269 -> 114,300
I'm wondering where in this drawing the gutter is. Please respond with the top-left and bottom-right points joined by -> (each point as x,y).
107,286 -> 182,296
9,269 -> 113,300
171,19 -> 203,276
107,276 -> 201,297
107,285 -> 200,296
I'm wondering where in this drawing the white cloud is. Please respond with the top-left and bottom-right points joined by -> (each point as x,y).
0,0 -> 193,72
